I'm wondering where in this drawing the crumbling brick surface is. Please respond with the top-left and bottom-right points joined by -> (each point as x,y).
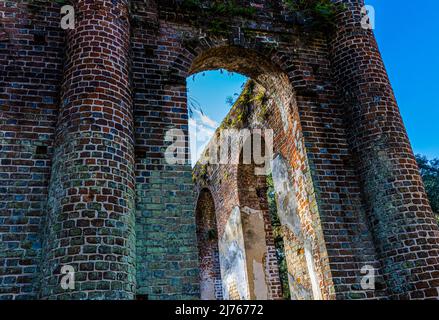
196,189 -> 223,300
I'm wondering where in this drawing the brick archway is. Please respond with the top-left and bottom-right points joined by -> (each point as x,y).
191,74 -> 336,300
0,0 -> 438,300
186,43 -> 337,299
133,19 -> 336,298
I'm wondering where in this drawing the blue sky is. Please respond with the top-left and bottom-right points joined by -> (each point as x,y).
187,0 -> 439,164
366,0 -> 439,159
187,71 -> 247,164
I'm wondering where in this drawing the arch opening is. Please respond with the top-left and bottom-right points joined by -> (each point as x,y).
187,46 -> 295,167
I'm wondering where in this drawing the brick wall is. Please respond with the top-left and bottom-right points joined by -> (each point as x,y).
0,0 -> 65,299
131,0 -> 199,299
330,0 -> 439,299
195,189 -> 223,300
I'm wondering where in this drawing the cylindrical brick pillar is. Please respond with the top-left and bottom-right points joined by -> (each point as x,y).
41,0 -> 136,299
331,0 -> 439,299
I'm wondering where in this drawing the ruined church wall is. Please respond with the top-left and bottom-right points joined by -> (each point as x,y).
194,74 -> 388,299
131,1 -> 200,300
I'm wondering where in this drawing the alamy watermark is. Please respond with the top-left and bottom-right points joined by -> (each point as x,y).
166,127 -> 274,176
56,5 -> 375,30
360,265 -> 376,290
60,265 -> 75,291
60,5 -> 75,30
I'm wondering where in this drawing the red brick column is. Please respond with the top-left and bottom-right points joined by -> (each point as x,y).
41,0 -> 136,299
331,0 -> 439,299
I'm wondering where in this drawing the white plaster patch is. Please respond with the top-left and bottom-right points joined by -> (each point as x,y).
219,206 -> 250,300
288,273 -> 313,300
252,260 -> 268,300
200,277 -> 216,300
275,96 -> 290,133
271,155 -> 303,239
304,239 -> 322,300
241,206 -> 270,300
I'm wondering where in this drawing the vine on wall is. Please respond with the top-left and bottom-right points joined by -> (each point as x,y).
283,0 -> 346,31
179,0 -> 256,18
176,0 -> 257,36
173,0 -> 345,37
28,0 -> 346,34
221,80 -> 258,130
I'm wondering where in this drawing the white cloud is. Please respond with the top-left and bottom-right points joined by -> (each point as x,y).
189,112 -> 218,166
193,109 -> 218,128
